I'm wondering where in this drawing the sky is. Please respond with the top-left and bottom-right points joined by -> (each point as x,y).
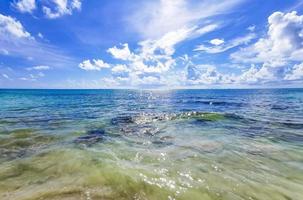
0,0 -> 303,89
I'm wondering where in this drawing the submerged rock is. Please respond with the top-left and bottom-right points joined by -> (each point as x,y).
119,125 -> 161,137
110,112 -> 227,137
111,112 -> 226,126
276,121 -> 303,129
152,135 -> 174,147
74,129 -> 107,146
111,114 -> 164,136
160,136 -> 174,141
182,112 -> 225,122
0,129 -> 58,161
111,116 -> 134,125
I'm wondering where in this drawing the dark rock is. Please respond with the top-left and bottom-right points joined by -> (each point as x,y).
74,129 -> 106,146
152,140 -> 173,147
111,116 -> 134,125
160,136 -> 174,141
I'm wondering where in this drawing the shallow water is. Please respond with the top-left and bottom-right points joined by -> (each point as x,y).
0,89 -> 302,200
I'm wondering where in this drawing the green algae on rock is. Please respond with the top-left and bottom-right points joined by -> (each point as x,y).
0,129 -> 59,162
177,112 -> 226,121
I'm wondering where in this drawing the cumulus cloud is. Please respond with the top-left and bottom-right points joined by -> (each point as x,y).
104,29 -> 184,75
236,63 -> 285,84
11,0 -> 81,18
106,25 -> 218,76
12,0 -> 36,13
107,44 -> 132,61
77,0 -> 245,87
285,63 -> 303,80
79,20 -> 224,87
111,64 -> 130,73
231,11 -> 303,83
132,75 -> 163,87
231,11 -> 303,63
185,64 -> 234,85
79,59 -> 110,71
79,9 -> 303,88
0,14 -> 31,39
237,65 -> 260,83
43,0 -> 82,19
81,27 -> 195,86
99,27 -> 202,85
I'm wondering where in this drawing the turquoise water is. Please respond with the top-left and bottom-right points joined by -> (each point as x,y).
0,89 -> 302,200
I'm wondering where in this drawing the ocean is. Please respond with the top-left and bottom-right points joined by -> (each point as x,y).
0,89 -> 302,200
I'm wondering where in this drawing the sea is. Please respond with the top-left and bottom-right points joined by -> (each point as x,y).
0,89 -> 302,200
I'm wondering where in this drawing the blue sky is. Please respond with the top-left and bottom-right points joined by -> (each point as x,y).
0,0 -> 303,89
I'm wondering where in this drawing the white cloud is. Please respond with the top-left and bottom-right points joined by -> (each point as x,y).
0,13 -> 76,68
20,72 -> 45,81
194,24 -> 219,36
237,65 -> 259,83
0,14 -> 31,39
11,0 -> 81,19
210,38 -> 224,46
237,66 -> 273,83
235,59 -> 291,84
107,44 -> 132,61
128,0 -> 243,39
247,25 -> 255,32
132,75 -> 162,87
26,65 -> 51,70
285,63 -> 303,80
20,77 -> 34,81
43,0 -> 82,19
77,7 -> 303,88
111,64 -> 130,73
0,49 -> 9,55
12,0 -> 36,13
79,59 -> 110,71
37,32 -> 44,39
105,25 -> 218,76
37,72 -> 45,77
142,25 -> 218,55
81,20 -> 220,87
139,27 -> 194,56
231,11 -> 303,63
77,0 -> 243,87
195,33 -> 255,53
185,64 -> 234,85
230,11 -> 303,83
2,73 -> 11,80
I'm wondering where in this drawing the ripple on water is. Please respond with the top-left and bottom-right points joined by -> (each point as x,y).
0,148 -> 178,200
0,129 -> 58,162
0,103 -> 302,200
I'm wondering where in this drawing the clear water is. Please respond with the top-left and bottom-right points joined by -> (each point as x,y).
0,89 -> 302,200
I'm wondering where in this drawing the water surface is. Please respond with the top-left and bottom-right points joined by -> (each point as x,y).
0,89 -> 302,200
